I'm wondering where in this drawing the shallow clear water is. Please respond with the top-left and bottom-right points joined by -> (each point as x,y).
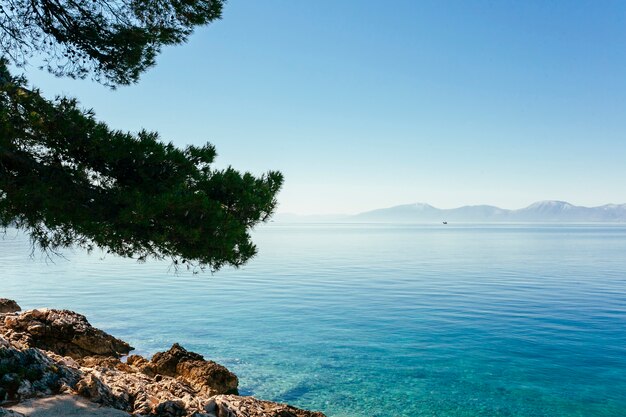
1,224 -> 626,417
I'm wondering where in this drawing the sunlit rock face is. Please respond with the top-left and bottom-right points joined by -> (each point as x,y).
149,343 -> 239,396
1,308 -> 132,358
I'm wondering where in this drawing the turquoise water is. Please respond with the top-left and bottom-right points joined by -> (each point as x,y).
1,224 -> 626,416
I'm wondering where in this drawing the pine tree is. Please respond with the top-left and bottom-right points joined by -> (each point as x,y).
1,0 -> 225,85
0,1 -> 284,271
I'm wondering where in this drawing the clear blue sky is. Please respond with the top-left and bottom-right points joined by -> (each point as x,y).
21,0 -> 626,214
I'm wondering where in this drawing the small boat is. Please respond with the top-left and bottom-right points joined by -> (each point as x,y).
442,221 -> 448,224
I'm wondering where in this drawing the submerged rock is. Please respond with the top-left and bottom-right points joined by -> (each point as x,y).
0,300 -> 20,314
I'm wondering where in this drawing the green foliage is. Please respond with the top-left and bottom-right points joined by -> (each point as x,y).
0,0 -> 225,85
0,1 -> 283,271
0,62 -> 283,271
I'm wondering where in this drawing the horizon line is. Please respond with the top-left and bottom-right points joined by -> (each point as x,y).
276,200 -> 626,217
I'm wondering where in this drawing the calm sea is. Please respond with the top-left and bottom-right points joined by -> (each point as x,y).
1,224 -> 626,417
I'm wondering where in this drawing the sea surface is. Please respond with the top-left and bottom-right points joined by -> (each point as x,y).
1,223 -> 626,417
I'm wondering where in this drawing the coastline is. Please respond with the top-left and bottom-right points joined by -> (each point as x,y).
0,299 -> 326,417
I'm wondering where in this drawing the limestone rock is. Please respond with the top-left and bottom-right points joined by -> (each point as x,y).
0,344 -> 80,403
149,344 -> 238,396
210,395 -> 327,417
89,363 -> 195,414
0,300 -> 20,314
127,354 -> 154,376
74,373 -> 132,411
154,399 -> 186,417
2,309 -> 132,358
79,355 -> 134,373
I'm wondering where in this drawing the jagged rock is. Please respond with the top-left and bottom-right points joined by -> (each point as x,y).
80,355 -> 207,415
155,399 -> 186,417
150,344 -> 238,396
45,351 -> 80,370
0,343 -> 80,404
74,373 -> 132,411
2,309 -> 132,358
127,354 -> 155,376
79,356 -> 134,374
210,395 -> 327,417
0,300 -> 20,314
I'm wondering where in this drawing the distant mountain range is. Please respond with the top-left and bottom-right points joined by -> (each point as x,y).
276,201 -> 626,223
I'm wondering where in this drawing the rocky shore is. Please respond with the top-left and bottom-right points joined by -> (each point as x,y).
0,298 -> 325,417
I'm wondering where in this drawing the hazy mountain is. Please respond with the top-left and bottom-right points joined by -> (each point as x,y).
276,201 -> 626,223
352,203 -> 441,222
354,201 -> 626,222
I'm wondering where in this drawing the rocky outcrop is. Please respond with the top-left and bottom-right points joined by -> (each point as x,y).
1,308 -> 132,358
209,395 -> 327,417
0,300 -> 20,314
73,354 -> 232,414
0,300 -> 326,417
148,344 -> 238,396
